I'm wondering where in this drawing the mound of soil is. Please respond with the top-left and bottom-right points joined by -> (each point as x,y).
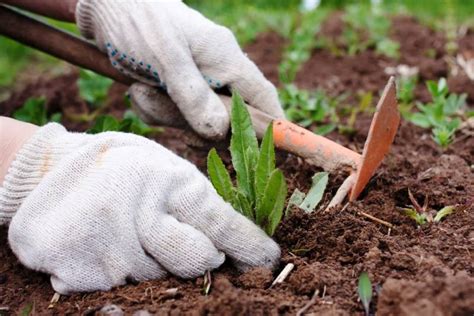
0,14 -> 473,315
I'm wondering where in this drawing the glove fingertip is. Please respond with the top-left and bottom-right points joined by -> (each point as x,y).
186,93 -> 230,140
233,237 -> 281,272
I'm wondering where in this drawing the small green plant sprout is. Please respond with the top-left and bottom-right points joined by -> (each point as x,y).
286,172 -> 328,214
338,91 -> 373,135
358,272 -> 373,316
395,74 -> 418,119
13,97 -> 61,126
433,205 -> 456,223
19,302 -> 34,316
408,78 -> 467,149
399,189 -> 430,225
341,4 -> 399,58
78,69 -> 114,108
278,9 -> 328,84
398,189 -> 457,225
207,92 -> 287,236
279,84 -> 342,136
87,110 -> 158,136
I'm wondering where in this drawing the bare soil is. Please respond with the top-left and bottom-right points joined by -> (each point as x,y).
0,15 -> 473,315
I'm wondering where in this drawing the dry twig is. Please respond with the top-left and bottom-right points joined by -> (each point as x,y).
357,211 -> 393,229
270,263 -> 295,288
48,293 -> 60,309
202,270 -> 212,295
296,289 -> 319,316
326,174 -> 356,211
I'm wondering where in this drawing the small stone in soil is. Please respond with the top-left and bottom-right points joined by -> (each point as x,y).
99,304 -> 124,316
133,310 -> 151,316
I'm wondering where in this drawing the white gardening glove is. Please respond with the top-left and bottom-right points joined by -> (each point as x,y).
76,0 -> 285,139
0,124 -> 280,294
128,82 -> 232,130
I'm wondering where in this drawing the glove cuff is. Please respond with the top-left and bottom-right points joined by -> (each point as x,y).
0,123 -> 67,225
75,0 -> 97,40
76,0 -> 121,42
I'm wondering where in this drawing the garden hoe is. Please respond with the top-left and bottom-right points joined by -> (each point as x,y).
0,6 -> 400,208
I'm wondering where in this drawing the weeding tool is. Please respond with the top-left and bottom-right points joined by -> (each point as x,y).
0,6 -> 400,207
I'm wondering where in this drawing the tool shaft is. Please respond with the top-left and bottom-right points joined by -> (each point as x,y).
0,5 -> 133,85
273,120 -> 361,171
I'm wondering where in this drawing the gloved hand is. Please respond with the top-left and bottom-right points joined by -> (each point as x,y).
76,0 -> 285,140
0,123 -> 280,294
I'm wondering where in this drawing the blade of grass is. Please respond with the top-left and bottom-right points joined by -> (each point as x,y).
433,205 -> 456,223
358,272 -> 372,316
300,172 -> 328,212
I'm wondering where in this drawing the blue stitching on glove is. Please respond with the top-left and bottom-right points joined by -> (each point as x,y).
105,42 -> 222,90
203,75 -> 222,88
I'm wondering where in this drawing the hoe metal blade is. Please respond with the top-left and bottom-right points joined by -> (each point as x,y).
349,77 -> 399,200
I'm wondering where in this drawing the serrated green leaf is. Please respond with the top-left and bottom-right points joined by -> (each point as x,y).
256,169 -> 287,235
300,172 -> 328,212
255,123 -> 275,206
285,189 -> 306,216
207,148 -> 234,203
230,92 -> 259,202
434,205 -> 455,223
358,272 -> 372,316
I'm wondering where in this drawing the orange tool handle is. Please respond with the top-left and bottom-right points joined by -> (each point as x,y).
273,119 -> 361,172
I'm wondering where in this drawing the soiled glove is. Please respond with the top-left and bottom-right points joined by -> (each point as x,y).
76,0 -> 285,139
0,124 -> 280,294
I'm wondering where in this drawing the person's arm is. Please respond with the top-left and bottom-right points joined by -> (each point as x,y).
0,117 -> 39,184
1,0 -> 78,22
